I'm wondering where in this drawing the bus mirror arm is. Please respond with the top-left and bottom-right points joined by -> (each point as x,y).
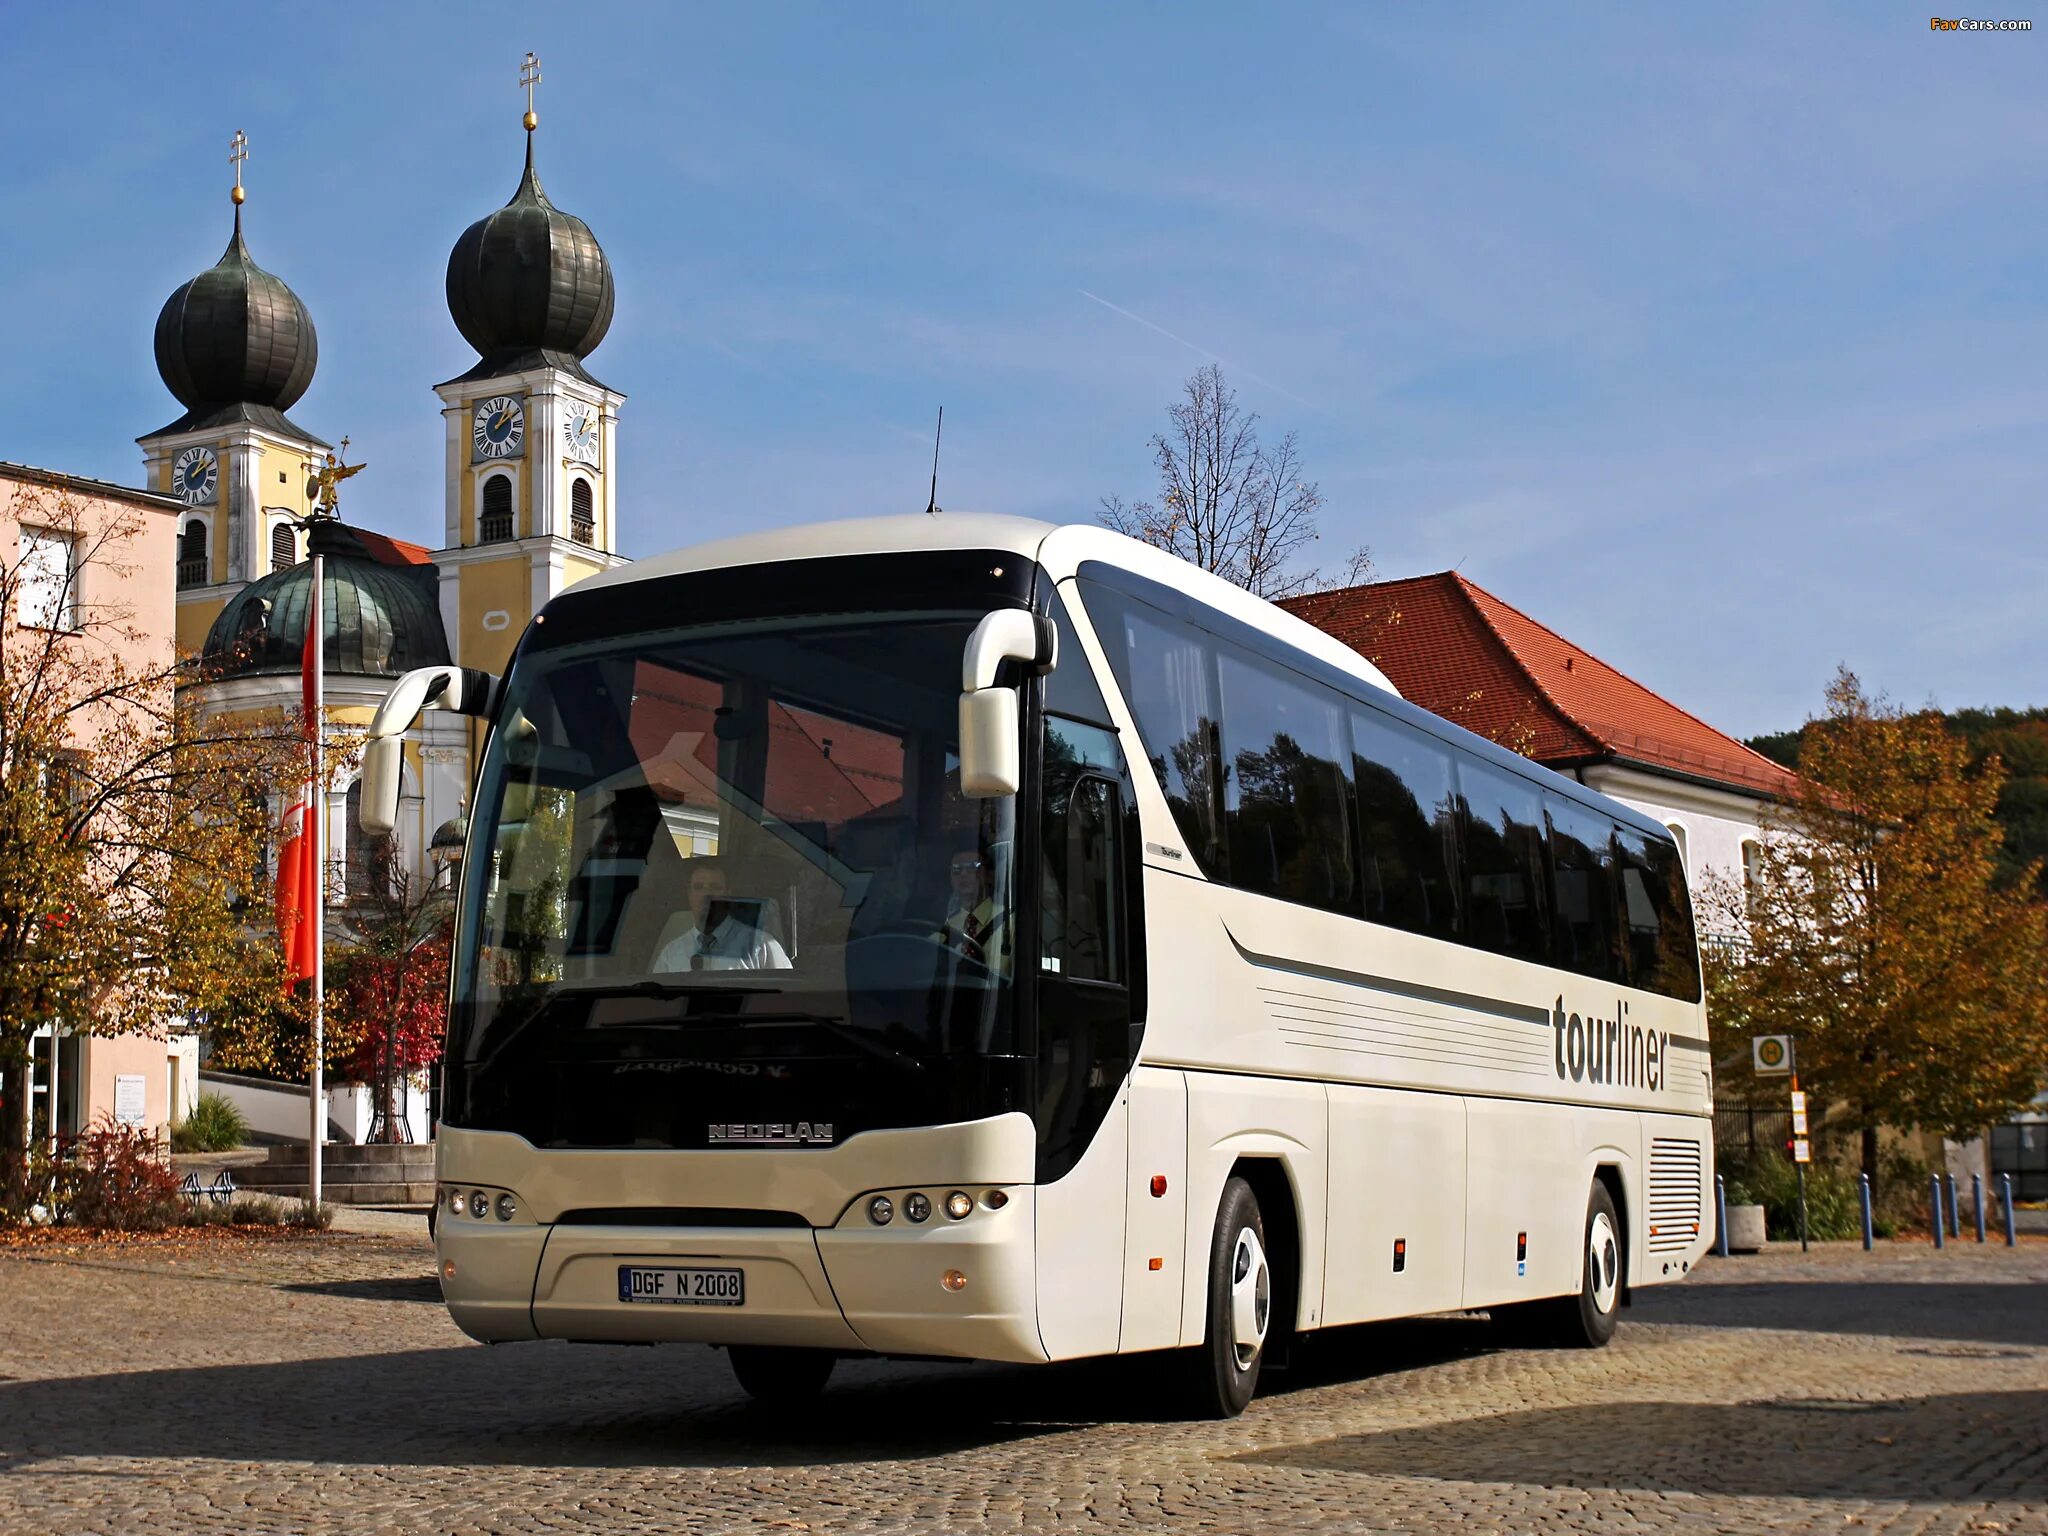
958,610 -> 1053,799
358,664 -> 501,836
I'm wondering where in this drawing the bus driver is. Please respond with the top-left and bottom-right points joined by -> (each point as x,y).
654,856 -> 791,972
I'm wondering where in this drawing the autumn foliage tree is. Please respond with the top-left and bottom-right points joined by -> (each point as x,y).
1705,669 -> 2048,1186
1101,364 -> 1369,600
0,482 -> 296,1208
324,836 -> 451,1143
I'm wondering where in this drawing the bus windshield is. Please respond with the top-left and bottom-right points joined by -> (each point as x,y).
444,609 -> 1021,1149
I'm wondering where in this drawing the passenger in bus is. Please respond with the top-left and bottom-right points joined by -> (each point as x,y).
654,856 -> 792,972
937,840 -> 1011,973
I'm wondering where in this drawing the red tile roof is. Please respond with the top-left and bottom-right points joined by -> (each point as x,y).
353,528 -> 435,566
1283,572 -> 1799,800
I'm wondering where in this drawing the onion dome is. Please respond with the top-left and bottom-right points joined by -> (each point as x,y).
150,206 -> 322,440
199,519 -> 449,682
444,134 -> 614,384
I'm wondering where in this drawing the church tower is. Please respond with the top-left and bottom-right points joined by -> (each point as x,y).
434,55 -> 626,677
141,131 -> 327,656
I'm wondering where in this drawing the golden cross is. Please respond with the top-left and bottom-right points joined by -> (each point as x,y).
229,129 -> 248,205
521,52 -> 541,130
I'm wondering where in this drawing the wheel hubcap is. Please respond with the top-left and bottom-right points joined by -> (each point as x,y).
1588,1211 -> 1620,1315
1229,1227 -> 1271,1368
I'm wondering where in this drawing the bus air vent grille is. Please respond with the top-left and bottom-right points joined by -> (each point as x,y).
1646,1139 -> 1703,1252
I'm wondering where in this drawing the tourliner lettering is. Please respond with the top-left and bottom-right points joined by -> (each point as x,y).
1552,997 -> 1666,1091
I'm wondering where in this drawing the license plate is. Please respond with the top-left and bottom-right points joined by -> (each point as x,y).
617,1265 -> 745,1306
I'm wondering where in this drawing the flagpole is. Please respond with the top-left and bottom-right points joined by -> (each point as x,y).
308,553 -> 325,1210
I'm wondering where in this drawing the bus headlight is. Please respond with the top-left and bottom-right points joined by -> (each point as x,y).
945,1191 -> 973,1221
494,1193 -> 517,1223
468,1191 -> 489,1220
868,1195 -> 894,1226
904,1192 -> 931,1223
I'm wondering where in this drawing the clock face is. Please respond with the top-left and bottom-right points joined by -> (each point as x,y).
172,446 -> 218,505
562,403 -> 599,463
472,395 -> 526,460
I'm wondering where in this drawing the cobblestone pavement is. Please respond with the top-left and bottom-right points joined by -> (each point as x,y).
0,1219 -> 2042,1535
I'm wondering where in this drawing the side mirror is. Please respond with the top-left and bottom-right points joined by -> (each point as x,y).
359,736 -> 405,836
959,687 -> 1021,797
357,663 -> 500,837
957,609 -> 1054,800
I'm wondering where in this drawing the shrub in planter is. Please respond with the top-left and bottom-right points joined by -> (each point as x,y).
169,1093 -> 247,1153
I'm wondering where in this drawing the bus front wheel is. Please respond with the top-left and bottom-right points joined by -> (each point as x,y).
1185,1175 -> 1271,1418
729,1345 -> 836,1403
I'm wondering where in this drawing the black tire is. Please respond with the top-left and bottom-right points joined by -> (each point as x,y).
1185,1175 -> 1272,1418
1550,1181 -> 1624,1348
729,1345 -> 836,1403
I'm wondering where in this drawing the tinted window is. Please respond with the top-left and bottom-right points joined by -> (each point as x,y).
1042,718 -> 1127,985
1547,796 -> 1621,983
1351,708 -> 1460,940
1457,762 -> 1549,962
1089,590 -> 1224,872
1045,587 -> 1116,728
1217,650 -> 1355,913
1616,824 -> 1701,1000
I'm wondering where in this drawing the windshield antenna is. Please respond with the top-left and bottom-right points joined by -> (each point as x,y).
924,406 -> 944,516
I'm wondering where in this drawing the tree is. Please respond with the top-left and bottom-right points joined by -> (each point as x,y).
1705,669 -> 2048,1187
0,483 -> 295,1209
325,836 -> 451,1143
1101,364 -> 1369,599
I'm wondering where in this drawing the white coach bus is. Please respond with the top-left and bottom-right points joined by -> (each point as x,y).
362,514 -> 1711,1418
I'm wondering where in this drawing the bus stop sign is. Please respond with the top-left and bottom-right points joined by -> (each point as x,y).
1752,1035 -> 1792,1077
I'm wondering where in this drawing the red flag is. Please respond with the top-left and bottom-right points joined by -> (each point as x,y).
277,569 -> 322,986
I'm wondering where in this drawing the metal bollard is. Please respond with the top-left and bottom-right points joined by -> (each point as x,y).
1930,1174 -> 1945,1249
1715,1172 -> 1729,1258
1973,1174 -> 1986,1244
2002,1172 -> 2018,1248
1945,1173 -> 1961,1239
1859,1173 -> 1874,1251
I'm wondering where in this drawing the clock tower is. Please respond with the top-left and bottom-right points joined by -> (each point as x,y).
140,131 -> 327,656
433,54 -> 626,678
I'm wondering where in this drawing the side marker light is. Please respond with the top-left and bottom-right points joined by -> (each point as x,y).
942,1269 -> 968,1292
1149,1175 -> 1167,1198
1148,1257 -> 1163,1271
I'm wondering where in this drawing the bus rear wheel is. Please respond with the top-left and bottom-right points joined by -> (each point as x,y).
729,1345 -> 836,1403
1185,1175 -> 1271,1418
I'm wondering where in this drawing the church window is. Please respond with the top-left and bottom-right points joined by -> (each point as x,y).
479,474 -> 513,543
270,522 -> 297,573
178,520 -> 209,589
570,478 -> 594,545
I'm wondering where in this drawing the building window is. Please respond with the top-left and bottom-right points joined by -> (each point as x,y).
479,474 -> 513,543
570,477 -> 594,545
17,526 -> 79,631
271,522 -> 297,573
177,520 -> 209,589
1742,838 -> 1765,920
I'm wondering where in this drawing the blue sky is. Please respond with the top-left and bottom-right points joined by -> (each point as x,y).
4,5 -> 2041,735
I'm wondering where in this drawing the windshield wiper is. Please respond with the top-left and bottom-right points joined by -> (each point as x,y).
734,1012 -> 928,1075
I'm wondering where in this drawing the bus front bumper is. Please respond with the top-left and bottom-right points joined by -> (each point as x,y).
438,1192 -> 1043,1363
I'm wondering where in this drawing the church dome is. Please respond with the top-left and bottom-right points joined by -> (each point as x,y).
154,209 -> 318,418
199,520 -> 450,682
445,136 -> 614,376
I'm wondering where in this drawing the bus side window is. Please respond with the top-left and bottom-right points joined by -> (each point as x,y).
1456,762 -> 1549,963
1045,771 -> 1123,984
1615,824 -> 1701,1000
1080,582 -> 1225,875
1546,796 -> 1622,985
1351,708 -> 1460,941
1215,649 -> 1355,915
